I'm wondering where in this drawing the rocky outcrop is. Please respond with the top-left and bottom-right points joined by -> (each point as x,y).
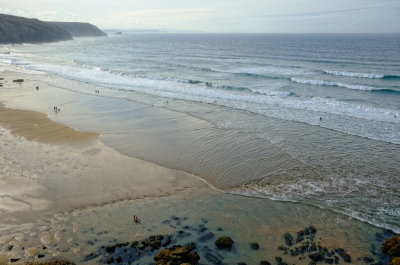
48,22 -> 107,37
0,13 -> 72,44
0,13 -> 107,44
215,236 -> 233,250
154,244 -> 200,265
383,234 -> 400,265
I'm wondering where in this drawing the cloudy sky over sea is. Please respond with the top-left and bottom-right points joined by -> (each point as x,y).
1,0 -> 399,32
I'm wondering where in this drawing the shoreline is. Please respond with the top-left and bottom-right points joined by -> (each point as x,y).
0,66 -> 396,264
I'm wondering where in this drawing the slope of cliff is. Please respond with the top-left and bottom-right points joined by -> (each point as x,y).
0,14 -> 72,44
49,22 -> 107,37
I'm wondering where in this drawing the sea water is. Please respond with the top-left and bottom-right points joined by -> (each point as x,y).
1,33 -> 399,235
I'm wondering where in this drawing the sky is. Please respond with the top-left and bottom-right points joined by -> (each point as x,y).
0,0 -> 399,33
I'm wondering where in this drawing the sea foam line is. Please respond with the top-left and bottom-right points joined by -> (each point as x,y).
290,78 -> 378,91
323,69 -> 400,79
323,70 -> 384,79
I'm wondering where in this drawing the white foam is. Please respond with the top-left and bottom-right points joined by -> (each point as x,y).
290,77 -> 378,91
5,52 -> 400,144
323,69 -> 385,79
221,65 -> 313,76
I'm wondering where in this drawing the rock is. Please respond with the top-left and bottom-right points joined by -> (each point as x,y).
38,254 -> 45,258
162,235 -> 172,247
8,245 -> 13,250
260,261 -> 271,265
278,245 -> 289,251
309,252 -> 323,262
154,244 -> 200,265
250,242 -> 260,250
10,259 -> 20,263
116,256 -> 122,263
238,262 -> 247,265
275,257 -> 288,265
383,234 -> 400,257
105,245 -> 116,254
215,236 -> 233,250
362,256 -> 375,263
283,233 -> 294,246
13,79 -> 24,82
106,257 -> 114,264
391,257 -> 400,265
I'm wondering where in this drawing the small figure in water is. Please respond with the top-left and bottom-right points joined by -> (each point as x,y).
35,85 -> 39,91
133,215 -> 140,223
319,117 -> 322,121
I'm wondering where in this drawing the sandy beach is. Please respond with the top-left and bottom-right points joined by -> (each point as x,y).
0,66 -> 396,264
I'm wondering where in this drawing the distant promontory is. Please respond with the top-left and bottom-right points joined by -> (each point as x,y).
0,13 -> 107,44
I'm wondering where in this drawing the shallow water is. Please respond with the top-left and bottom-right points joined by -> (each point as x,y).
1,69 -> 399,234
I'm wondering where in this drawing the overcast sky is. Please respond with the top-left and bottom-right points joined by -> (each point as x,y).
1,0 -> 399,33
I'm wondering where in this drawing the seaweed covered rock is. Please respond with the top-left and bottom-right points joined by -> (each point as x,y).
391,257 -> 400,265
215,236 -> 233,250
383,234 -> 400,257
154,244 -> 200,265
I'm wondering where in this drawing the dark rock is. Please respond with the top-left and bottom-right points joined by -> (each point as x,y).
260,261 -> 271,265
198,232 -> 215,242
275,256 -> 288,265
335,248 -> 352,263
238,262 -> 247,265
154,245 -> 200,265
82,252 -> 100,262
13,79 -> 24,82
342,253 -> 352,263
105,245 -> 116,254
10,259 -> 20,263
199,227 -> 208,233
283,233 -> 294,246
116,256 -> 122,263
186,242 -> 196,251
7,245 -> 13,250
334,256 -> 339,264
215,236 -> 234,250
250,242 -> 260,250
309,252 -> 324,262
130,241 -> 138,248
106,257 -> 114,264
362,256 -> 375,263
324,258 -> 334,264
278,245 -> 289,251
38,254 -> 45,258
162,235 -> 172,247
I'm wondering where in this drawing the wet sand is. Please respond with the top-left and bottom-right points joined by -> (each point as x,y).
0,67 -> 394,264
0,104 -> 98,146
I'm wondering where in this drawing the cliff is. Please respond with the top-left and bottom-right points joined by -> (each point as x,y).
0,13 -> 107,44
48,22 -> 107,37
0,13 -> 72,44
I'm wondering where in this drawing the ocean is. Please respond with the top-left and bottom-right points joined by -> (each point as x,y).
1,33 -> 399,236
